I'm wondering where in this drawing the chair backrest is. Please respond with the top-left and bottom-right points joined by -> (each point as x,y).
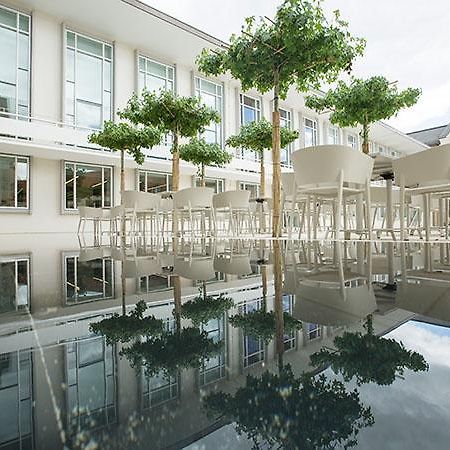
281,172 -> 296,197
213,190 -> 251,209
136,191 -> 160,211
121,191 -> 140,210
213,255 -> 252,275
78,206 -> 103,219
174,258 -> 215,281
173,187 -> 214,209
291,145 -> 374,187
393,144 -> 450,187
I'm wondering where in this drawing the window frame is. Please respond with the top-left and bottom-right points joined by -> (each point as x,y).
280,107 -> 293,166
304,117 -> 318,147
0,4 -> 31,120
63,161 -> 113,212
195,76 -> 224,147
347,133 -> 358,149
63,28 -> 113,129
328,125 -> 340,145
194,176 -> 224,193
137,169 -> 172,194
0,153 -> 30,211
0,254 -> 31,311
137,54 -> 175,94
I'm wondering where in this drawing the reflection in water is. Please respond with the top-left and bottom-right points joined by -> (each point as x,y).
310,315 -> 429,386
0,235 -> 445,449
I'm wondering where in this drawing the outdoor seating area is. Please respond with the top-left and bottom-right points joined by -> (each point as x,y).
77,143 -> 450,242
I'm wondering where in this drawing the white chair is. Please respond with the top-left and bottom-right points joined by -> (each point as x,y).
173,187 -> 215,236
77,206 -> 104,235
291,145 -> 374,240
121,191 -> 160,235
213,190 -> 252,236
174,257 -> 215,281
393,144 -> 450,241
281,172 -> 307,237
213,254 -> 252,276
158,195 -> 173,234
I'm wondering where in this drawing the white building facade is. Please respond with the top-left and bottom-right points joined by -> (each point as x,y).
0,0 -> 427,233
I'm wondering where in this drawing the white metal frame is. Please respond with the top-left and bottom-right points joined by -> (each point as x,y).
0,153 -> 30,210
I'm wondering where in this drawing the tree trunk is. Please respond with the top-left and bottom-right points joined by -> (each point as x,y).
172,132 -> 180,191
201,163 -> 206,187
273,240 -> 284,372
120,234 -> 126,316
362,123 -> 370,154
272,73 -> 282,237
202,281 -> 207,301
260,152 -> 265,197
261,265 -> 268,313
173,275 -> 182,334
120,149 -> 126,237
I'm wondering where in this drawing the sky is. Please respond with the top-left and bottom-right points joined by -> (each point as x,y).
144,0 -> 450,134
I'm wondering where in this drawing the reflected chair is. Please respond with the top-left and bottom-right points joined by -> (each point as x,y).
213,190 -> 252,236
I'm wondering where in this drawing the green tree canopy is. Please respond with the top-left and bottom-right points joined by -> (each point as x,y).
226,118 -> 298,154
120,327 -> 223,377
181,293 -> 234,327
229,310 -> 302,344
204,365 -> 374,449
89,121 -> 162,192
305,76 -> 421,153
119,90 -> 221,190
310,331 -> 429,386
179,137 -> 232,186
89,300 -> 164,346
197,0 -> 365,236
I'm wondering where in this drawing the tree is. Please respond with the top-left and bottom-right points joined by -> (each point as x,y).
120,90 -> 220,191
197,0 -> 365,236
305,76 -> 421,154
179,137 -> 232,187
89,300 -> 164,345
226,118 -> 298,196
88,121 -> 161,195
204,365 -> 374,449
310,315 -> 429,385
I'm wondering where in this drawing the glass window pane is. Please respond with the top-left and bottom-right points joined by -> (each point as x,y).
0,156 -> 16,207
76,165 -> 103,207
66,82 -> 75,116
0,7 -> 17,28
138,56 -> 145,71
18,32 -> 29,70
65,164 -> 75,209
66,49 -> 75,82
19,15 -> 29,33
147,60 -> 166,78
141,172 -> 167,193
243,96 -> 255,108
145,76 -> 166,93
103,167 -> 111,207
17,69 -> 28,107
0,82 -> 16,115
104,61 -> 111,92
77,35 -> 103,57
103,91 -> 111,122
66,31 -> 75,47
104,45 -> 112,60
0,27 -> 17,84
76,52 -> 102,104
16,260 -> 28,306
76,101 -> 102,129
16,158 -> 28,208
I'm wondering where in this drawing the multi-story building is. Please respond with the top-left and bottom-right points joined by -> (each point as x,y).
0,0 -> 427,234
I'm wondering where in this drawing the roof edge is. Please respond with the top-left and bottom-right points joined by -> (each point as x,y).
121,0 -> 228,48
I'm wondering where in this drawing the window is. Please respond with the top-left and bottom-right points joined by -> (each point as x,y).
239,182 -> 259,199
65,255 -> 114,303
304,118 -> 317,147
0,6 -> 30,119
139,275 -> 171,293
283,295 -> 296,351
65,30 -> 112,129
64,162 -> 112,210
142,371 -> 178,409
195,77 -> 223,145
65,337 -> 116,437
199,316 -> 226,385
138,170 -> 172,194
195,177 -> 224,193
0,256 -> 29,313
138,55 -> 174,93
347,134 -> 357,149
241,300 -> 265,368
280,108 -> 293,166
0,350 -> 33,450
328,126 -> 340,145
0,154 -> 29,209
307,323 -> 322,340
239,94 -> 261,160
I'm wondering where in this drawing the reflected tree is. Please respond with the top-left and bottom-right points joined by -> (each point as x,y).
310,315 -> 429,385
89,299 -> 164,345
204,365 -> 374,449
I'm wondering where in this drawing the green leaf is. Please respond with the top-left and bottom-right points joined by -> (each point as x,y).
179,137 -> 232,172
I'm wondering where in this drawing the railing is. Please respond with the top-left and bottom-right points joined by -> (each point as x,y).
0,113 -> 103,151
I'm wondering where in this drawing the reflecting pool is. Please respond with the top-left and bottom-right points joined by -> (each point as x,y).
1,234 -> 450,449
